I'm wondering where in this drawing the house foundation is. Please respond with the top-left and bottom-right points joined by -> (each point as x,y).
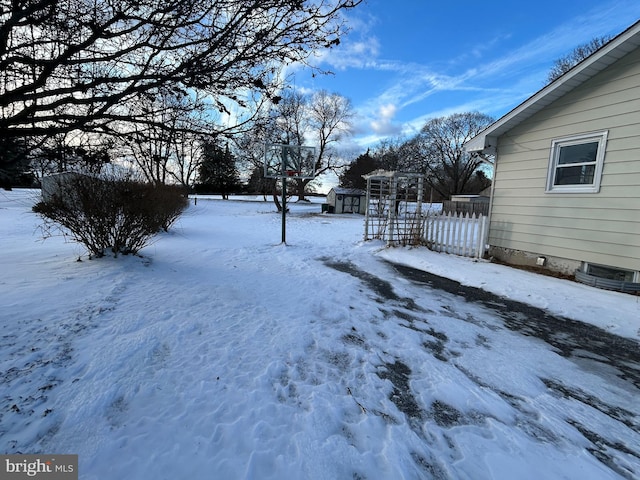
487,246 -> 581,276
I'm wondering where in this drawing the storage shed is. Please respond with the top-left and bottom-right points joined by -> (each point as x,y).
325,187 -> 366,214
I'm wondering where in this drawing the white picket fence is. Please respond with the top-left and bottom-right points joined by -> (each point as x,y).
422,212 -> 487,259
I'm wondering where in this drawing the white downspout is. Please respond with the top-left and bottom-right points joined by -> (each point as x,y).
477,152 -> 497,258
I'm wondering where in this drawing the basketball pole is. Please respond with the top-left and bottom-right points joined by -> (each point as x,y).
281,145 -> 288,244
264,143 -> 315,245
281,175 -> 287,244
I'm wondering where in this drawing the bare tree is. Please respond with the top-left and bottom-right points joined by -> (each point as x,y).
122,88 -> 205,185
547,36 -> 611,83
262,90 -> 310,201
30,131 -> 112,179
259,89 -> 354,200
170,130 -> 203,189
272,90 -> 309,146
234,115 -> 279,200
234,88 -> 354,206
407,112 -> 494,199
302,90 -> 354,198
0,0 -> 362,140
126,131 -> 172,185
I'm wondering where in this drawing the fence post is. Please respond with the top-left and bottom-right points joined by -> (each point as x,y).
461,213 -> 470,256
477,214 -> 488,259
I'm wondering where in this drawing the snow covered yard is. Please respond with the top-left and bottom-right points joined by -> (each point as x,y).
1,189 -> 639,479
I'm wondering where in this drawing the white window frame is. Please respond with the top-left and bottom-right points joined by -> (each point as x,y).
545,131 -> 608,193
584,262 -> 639,283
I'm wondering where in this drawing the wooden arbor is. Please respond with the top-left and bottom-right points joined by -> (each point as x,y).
363,170 -> 425,246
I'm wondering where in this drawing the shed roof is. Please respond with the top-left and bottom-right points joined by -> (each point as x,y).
330,187 -> 366,196
465,20 -> 640,154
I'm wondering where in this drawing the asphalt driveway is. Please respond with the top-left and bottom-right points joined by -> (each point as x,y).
325,258 -> 640,479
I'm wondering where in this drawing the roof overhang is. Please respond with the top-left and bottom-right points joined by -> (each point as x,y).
464,20 -> 640,154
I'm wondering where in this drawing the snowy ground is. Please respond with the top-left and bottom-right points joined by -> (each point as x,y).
1,189 -> 639,479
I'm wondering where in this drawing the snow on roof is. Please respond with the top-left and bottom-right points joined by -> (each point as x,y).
362,170 -> 423,179
330,187 -> 366,196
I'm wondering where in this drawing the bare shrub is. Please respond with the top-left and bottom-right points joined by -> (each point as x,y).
33,174 -> 188,257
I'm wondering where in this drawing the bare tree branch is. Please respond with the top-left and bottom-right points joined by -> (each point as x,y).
404,112 -> 494,198
547,36 -> 611,84
1,0 -> 362,138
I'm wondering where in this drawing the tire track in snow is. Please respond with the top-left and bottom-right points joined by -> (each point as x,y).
324,257 -> 640,479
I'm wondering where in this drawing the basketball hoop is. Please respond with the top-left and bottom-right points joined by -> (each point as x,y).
263,143 -> 317,244
264,144 -> 316,180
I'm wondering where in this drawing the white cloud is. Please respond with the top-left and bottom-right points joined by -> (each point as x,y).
312,36 -> 381,71
379,103 -> 396,120
311,8 -> 382,72
369,103 -> 402,135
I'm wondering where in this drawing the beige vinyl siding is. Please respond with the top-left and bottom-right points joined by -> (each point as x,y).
490,46 -> 640,271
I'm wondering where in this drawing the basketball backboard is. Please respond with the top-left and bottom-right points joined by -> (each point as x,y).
264,144 -> 317,179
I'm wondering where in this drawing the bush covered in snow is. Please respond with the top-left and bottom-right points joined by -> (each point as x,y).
33,174 -> 188,257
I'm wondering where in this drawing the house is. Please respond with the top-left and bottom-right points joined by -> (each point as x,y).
465,20 -> 640,290
325,187 -> 367,214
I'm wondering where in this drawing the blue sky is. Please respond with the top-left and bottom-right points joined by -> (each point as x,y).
293,0 -> 640,152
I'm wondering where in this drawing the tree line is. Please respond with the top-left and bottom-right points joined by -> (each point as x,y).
1,0 -> 611,202
340,112 -> 494,201
0,0 -> 361,189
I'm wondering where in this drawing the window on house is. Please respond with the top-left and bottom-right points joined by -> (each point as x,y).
585,263 -> 637,283
546,131 -> 608,193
